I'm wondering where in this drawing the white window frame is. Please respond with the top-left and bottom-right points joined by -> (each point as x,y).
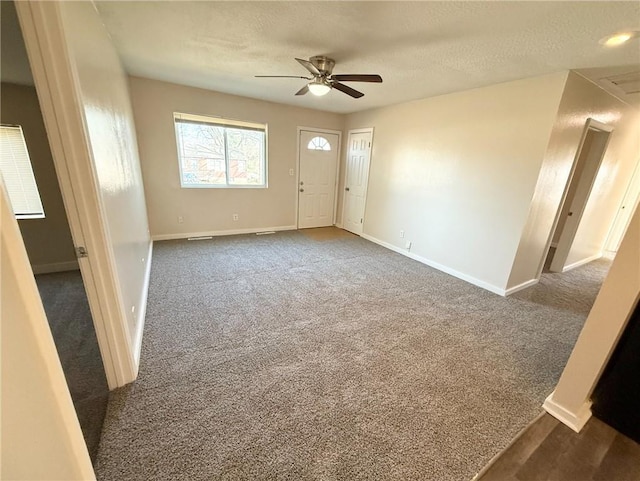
173,112 -> 268,189
0,124 -> 45,219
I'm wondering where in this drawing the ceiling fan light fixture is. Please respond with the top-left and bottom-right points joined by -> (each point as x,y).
308,79 -> 331,96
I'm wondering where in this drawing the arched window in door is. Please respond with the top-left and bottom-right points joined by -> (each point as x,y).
307,136 -> 331,151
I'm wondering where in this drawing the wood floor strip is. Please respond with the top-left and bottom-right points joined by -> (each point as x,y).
476,414 -> 640,481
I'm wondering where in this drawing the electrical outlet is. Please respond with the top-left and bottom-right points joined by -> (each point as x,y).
400,230 -> 405,238
233,213 -> 239,221
289,168 -> 294,176
405,241 -> 412,250
178,215 -> 183,224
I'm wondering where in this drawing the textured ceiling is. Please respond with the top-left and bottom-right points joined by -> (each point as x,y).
11,1 -> 639,114
95,1 -> 640,113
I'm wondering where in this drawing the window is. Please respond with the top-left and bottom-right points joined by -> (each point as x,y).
0,125 -> 44,219
307,136 -> 331,151
173,112 -> 267,188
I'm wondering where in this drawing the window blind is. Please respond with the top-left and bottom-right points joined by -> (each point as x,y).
0,125 -> 45,218
173,112 -> 266,133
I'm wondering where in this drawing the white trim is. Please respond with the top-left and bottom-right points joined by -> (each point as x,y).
543,392 -> 592,433
335,222 -> 344,229
504,278 -> 539,296
31,260 -> 79,275
152,225 -> 297,241
132,241 -> 153,369
562,252 -> 602,272
296,126 -> 342,229
360,233 -> 506,296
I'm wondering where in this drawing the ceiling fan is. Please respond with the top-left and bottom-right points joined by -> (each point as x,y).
256,56 -> 383,98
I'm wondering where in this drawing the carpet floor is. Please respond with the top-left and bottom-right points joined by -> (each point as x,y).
36,271 -> 109,463
95,228 -> 611,480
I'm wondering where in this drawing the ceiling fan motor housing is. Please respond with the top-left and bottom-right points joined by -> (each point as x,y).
310,56 -> 335,75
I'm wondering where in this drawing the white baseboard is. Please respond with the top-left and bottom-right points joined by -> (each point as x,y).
504,278 -> 539,296
543,392 -> 592,433
360,233 -> 505,296
334,222 -> 344,229
152,225 -> 297,241
31,260 -> 79,274
132,241 -> 153,370
562,252 -> 602,273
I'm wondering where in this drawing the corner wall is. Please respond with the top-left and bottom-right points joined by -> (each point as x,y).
507,72 -> 640,289
0,82 -> 76,272
544,204 -> 640,431
342,72 -> 568,292
128,77 -> 344,239
1,180 -> 94,480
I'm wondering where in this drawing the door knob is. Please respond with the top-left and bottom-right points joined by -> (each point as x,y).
568,212 -> 573,216
345,187 -> 350,191
299,188 -> 304,192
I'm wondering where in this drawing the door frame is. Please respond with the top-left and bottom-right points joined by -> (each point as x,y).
16,1 -> 136,388
341,127 -> 374,235
539,118 -> 613,277
295,126 -> 342,229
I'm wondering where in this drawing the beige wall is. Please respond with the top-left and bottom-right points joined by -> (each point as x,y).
128,76 -> 344,238
1,82 -> 76,270
59,2 -> 151,345
508,72 -> 640,288
342,72 -> 567,292
1,181 -> 94,480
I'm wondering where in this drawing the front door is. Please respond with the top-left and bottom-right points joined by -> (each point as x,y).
343,129 -> 372,235
298,130 -> 339,229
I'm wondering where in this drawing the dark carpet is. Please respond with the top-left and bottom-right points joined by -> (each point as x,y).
95,228 -> 611,480
36,270 -> 109,463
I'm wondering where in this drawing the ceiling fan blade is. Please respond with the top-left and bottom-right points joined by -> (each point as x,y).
332,82 -> 364,99
255,75 -> 311,79
332,74 -> 383,83
295,85 -> 309,96
295,58 -> 321,76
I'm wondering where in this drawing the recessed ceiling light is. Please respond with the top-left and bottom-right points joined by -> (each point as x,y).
600,32 -> 634,46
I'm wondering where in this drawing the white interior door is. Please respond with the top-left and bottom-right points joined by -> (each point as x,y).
550,124 -> 612,272
343,129 -> 372,235
298,130 -> 339,229
605,158 -> 640,252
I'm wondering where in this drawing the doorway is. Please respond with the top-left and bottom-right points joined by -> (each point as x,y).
297,128 -> 340,229
342,128 -> 373,235
547,119 -> 613,272
1,0 -> 108,463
